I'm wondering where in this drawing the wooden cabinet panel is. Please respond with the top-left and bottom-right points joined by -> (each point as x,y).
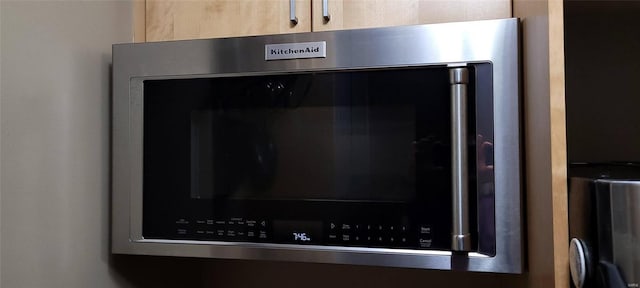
513,0 -> 568,287
145,0 -> 511,41
312,0 -> 511,31
146,0 -> 311,42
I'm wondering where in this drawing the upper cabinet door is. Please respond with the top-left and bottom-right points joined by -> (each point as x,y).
146,0 -> 312,42
311,0 -> 511,31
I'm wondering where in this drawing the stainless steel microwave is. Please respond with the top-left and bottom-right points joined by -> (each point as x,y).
112,18 -> 522,273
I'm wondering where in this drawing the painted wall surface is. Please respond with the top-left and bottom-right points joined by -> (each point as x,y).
0,1 -> 529,287
565,1 -> 640,163
0,1 -> 135,287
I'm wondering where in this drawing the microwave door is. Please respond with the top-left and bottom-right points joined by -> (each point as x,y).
141,65 -> 495,255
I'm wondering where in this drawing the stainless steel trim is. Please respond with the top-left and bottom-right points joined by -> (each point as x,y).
129,78 -> 144,242
112,18 -> 522,273
322,0 -> 330,22
142,239 -> 455,256
290,0 -> 298,25
141,238 -> 492,258
450,67 -> 471,252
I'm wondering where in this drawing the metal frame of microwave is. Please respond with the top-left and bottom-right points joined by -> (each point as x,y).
112,18 -> 522,273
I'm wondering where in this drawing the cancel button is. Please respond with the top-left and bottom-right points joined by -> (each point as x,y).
419,238 -> 433,248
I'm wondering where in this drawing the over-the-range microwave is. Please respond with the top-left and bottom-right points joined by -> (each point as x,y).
112,18 -> 522,273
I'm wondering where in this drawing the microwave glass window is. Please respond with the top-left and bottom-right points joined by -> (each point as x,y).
144,68 -> 459,203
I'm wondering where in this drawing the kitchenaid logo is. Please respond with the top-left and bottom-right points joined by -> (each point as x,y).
269,46 -> 321,55
265,41 -> 326,61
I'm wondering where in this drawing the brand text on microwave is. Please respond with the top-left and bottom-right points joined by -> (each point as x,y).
269,46 -> 321,55
264,41 -> 326,60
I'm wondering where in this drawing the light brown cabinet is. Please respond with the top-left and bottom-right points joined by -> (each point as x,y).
312,0 -> 510,31
143,0 -> 510,42
145,0 -> 312,41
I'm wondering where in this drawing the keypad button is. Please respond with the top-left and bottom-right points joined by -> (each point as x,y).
419,238 -> 433,248
420,225 -> 432,235
175,218 -> 190,225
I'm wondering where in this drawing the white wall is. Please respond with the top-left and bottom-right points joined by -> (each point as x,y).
0,1 -> 133,287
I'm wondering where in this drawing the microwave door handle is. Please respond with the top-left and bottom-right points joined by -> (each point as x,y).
450,67 -> 471,252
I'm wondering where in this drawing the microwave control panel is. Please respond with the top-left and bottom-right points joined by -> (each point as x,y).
166,217 -> 441,250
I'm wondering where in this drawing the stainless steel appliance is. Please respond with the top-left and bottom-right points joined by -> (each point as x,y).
569,163 -> 640,288
112,18 -> 522,273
